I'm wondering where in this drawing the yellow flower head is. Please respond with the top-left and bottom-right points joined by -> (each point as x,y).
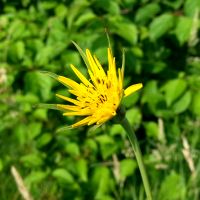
47,43 -> 142,128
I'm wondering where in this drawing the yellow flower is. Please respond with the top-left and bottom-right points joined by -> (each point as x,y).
52,44 -> 142,128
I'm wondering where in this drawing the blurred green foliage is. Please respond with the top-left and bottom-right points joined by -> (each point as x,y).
0,0 -> 200,199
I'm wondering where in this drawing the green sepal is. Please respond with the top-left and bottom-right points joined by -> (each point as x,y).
56,125 -> 73,133
121,48 -> 125,80
39,71 -> 59,80
71,41 -> 90,69
35,103 -> 65,112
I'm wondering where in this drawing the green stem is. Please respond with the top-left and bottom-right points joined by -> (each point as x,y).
120,117 -> 152,200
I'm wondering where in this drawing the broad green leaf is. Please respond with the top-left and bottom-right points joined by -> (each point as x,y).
14,124 -> 27,145
135,3 -> 160,24
191,92 -> 200,116
76,159 -> 88,182
27,122 -> 42,140
184,0 -> 200,17
52,168 -> 74,184
39,1 -> 57,10
74,10 -> 96,27
109,16 -> 138,44
91,166 -> 113,198
120,159 -> 137,180
64,143 -> 80,157
67,0 -> 89,28
8,20 -> 25,39
149,13 -> 175,40
25,171 -> 48,185
20,153 -> 44,167
175,16 -> 193,45
55,4 -> 68,19
35,46 -> 54,66
0,159 -> 3,171
158,171 -> 186,200
161,79 -> 187,107
163,0 -> 183,9
95,135 -> 117,159
33,108 -> 48,121
144,121 -> 158,138
36,133 -> 52,148
126,108 -> 142,127
84,138 -> 98,155
172,91 -> 191,114
61,50 -> 81,67
15,93 -> 39,104
15,40 -> 25,59
110,124 -> 125,136
95,0 -> 120,15
24,71 -> 53,101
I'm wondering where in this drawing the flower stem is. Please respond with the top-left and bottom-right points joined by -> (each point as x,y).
120,117 -> 152,200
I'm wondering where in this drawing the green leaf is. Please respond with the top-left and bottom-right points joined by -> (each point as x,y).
126,108 -> 142,127
95,135 -> 117,159
24,71 -> 53,101
184,0 -> 200,17
35,46 -> 54,66
61,50 -> 81,67
76,159 -> 88,182
28,122 -> 42,140
15,93 -> 39,104
25,171 -> 48,185
95,0 -> 120,15
55,4 -> 68,19
135,3 -> 160,24
110,16 -> 138,44
110,124 -> 125,137
0,159 -> 3,172
74,10 -> 96,27
158,171 -> 186,200
14,124 -> 26,145
191,92 -> 200,116
16,41 -> 25,59
163,0 -> 183,9
20,153 -> 44,167
8,20 -> 25,40
33,108 -> 48,121
161,79 -> 187,107
172,91 -> 191,114
149,13 -> 175,40
36,133 -> 52,148
91,166 -> 113,198
144,121 -> 158,138
64,143 -> 80,157
52,168 -> 74,184
175,16 -> 193,45
67,0 -> 89,28
120,159 -> 137,180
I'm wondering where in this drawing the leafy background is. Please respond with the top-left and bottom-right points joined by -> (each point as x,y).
0,0 -> 200,199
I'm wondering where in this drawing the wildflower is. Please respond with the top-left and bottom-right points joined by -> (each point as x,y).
45,43 -> 142,128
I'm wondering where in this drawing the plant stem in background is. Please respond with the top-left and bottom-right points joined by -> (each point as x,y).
121,117 -> 153,200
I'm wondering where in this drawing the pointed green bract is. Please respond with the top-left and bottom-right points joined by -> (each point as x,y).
36,103 -> 66,112
72,41 -> 90,69
39,71 -> 59,80
56,125 -> 73,132
121,48 -> 125,80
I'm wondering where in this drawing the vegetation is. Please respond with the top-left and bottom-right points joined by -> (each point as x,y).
0,0 -> 200,199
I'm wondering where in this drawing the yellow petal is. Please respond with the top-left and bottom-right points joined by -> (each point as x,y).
56,94 -> 81,106
71,116 -> 92,128
70,64 -> 93,87
57,76 -> 80,89
124,83 -> 143,97
57,104 -> 81,111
